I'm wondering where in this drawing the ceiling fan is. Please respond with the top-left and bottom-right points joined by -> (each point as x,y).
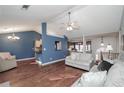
21,5 -> 30,10
60,12 -> 80,31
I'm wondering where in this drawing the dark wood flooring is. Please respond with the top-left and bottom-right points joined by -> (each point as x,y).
0,60 -> 86,87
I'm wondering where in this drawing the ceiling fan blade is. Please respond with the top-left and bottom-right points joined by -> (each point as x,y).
73,28 -> 80,30
72,25 -> 80,29
61,23 -> 65,25
59,26 -> 66,30
60,23 -> 68,26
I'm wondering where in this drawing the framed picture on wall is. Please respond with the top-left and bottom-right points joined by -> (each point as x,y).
55,41 -> 62,51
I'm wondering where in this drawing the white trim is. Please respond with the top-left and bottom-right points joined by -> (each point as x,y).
36,60 -> 42,65
42,58 -> 65,66
16,57 -> 35,62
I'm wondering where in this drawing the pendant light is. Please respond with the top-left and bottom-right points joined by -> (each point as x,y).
100,36 -> 104,46
66,12 -> 73,31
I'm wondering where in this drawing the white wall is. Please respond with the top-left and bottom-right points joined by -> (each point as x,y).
91,35 -> 119,54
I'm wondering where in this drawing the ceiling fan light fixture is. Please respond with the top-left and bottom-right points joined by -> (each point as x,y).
67,26 -> 73,31
66,12 -> 74,31
61,11 -> 79,31
7,33 -> 20,40
21,5 -> 30,10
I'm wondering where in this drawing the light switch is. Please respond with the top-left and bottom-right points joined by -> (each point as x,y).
44,48 -> 46,51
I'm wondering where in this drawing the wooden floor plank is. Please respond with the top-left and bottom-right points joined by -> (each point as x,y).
0,60 -> 86,87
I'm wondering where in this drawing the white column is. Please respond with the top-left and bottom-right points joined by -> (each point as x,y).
83,35 -> 86,53
119,31 -> 121,53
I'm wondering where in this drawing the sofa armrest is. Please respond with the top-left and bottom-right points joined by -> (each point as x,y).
65,56 -> 71,60
11,55 -> 16,59
90,65 -> 99,72
71,77 -> 82,87
0,57 -> 4,62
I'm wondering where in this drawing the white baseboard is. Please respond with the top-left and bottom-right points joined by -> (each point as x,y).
42,58 -> 65,66
16,57 -> 65,66
16,57 -> 35,62
36,60 -> 42,65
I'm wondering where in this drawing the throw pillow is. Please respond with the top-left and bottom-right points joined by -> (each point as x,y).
71,53 -> 77,60
97,60 -> 113,72
0,53 -> 11,60
80,71 -> 107,87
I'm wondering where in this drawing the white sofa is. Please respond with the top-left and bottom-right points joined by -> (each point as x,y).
72,52 -> 124,87
71,65 -> 99,87
65,52 -> 94,71
0,52 -> 17,72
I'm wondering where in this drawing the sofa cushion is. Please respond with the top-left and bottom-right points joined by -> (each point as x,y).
104,61 -> 124,87
70,53 -> 77,60
80,71 -> 107,87
70,52 -> 81,60
76,60 -> 91,66
97,60 -> 113,72
79,54 -> 92,61
0,52 -> 11,60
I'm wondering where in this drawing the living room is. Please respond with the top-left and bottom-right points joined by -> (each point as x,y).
0,2 -> 124,90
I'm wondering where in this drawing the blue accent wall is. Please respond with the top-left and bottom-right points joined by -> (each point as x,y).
40,23 -> 68,63
0,31 -> 41,59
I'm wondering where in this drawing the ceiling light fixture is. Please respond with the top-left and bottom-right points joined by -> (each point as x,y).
8,33 -> 20,40
21,5 -> 30,10
66,12 -> 73,31
100,36 -> 104,46
61,12 -> 79,31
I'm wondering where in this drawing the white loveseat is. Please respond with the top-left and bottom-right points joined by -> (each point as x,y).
65,52 -> 94,71
0,52 -> 17,72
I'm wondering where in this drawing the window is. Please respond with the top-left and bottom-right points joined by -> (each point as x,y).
55,41 -> 62,51
74,42 -> 83,52
86,41 -> 92,53
68,41 -> 92,53
80,45 -> 83,52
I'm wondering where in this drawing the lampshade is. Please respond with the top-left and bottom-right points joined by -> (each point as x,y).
106,44 -> 113,51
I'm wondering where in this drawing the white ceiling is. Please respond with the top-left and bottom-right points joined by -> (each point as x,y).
0,5 -> 123,40
47,5 -> 124,39
0,5 -> 75,34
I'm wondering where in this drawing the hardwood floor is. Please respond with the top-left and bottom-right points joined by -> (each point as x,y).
0,60 -> 86,87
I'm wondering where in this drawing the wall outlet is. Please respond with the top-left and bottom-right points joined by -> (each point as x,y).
50,58 -> 53,60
